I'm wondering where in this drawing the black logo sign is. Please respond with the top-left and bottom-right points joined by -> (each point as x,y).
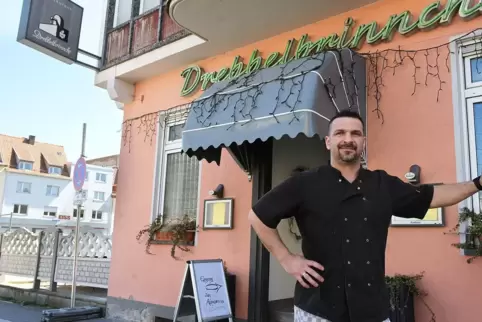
39,14 -> 69,42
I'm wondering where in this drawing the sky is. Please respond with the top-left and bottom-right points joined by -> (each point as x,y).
0,0 -> 123,162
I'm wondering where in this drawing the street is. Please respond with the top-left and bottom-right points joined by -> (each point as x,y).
0,301 -> 115,322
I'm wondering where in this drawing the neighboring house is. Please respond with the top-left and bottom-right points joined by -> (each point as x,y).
0,134 -> 71,232
88,155 -> 119,235
56,162 -> 116,236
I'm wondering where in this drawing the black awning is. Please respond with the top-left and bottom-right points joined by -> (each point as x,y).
182,48 -> 367,174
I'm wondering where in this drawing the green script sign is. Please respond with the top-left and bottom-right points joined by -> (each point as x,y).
180,0 -> 482,96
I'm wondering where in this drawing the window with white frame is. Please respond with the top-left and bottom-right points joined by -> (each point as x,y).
156,120 -> 200,223
458,40 -> 482,213
92,210 -> 103,220
113,0 -> 162,27
48,166 -> 62,175
73,208 -> 84,218
43,206 -> 57,217
16,181 -> 32,193
46,185 -> 60,196
18,161 -> 33,170
94,191 -> 105,201
85,171 -> 89,181
96,173 -> 107,183
13,204 -> 28,215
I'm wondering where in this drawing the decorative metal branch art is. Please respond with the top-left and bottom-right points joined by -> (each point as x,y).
122,28 -> 482,152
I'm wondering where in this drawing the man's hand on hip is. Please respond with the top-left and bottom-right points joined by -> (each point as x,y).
280,254 -> 324,288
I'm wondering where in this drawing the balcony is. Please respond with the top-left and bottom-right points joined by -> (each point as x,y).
95,0 -> 206,106
168,0 -> 379,56
102,1 -> 189,69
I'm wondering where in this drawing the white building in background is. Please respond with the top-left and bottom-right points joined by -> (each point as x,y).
0,134 -> 72,232
56,163 -> 116,236
0,134 -> 118,235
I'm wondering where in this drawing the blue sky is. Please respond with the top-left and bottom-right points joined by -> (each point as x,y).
0,0 -> 123,162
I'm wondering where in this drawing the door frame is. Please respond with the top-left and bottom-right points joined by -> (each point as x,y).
247,139 -> 273,322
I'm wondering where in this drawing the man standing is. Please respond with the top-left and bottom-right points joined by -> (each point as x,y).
248,110 -> 482,322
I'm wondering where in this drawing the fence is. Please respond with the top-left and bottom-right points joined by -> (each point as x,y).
0,228 -> 112,290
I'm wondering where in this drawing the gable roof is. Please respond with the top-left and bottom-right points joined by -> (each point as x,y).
0,134 -> 69,175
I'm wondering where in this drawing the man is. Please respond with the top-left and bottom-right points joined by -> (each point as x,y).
248,110 -> 482,322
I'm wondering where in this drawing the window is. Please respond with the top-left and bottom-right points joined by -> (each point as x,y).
140,0 -> 160,13
96,173 -> 107,183
114,0 -> 161,26
73,208 -> 84,218
94,191 -> 105,201
16,181 -> 32,193
46,185 -> 60,196
18,161 -> 33,170
92,210 -> 103,220
43,206 -> 57,217
457,40 -> 482,213
13,204 -> 28,215
155,121 -> 200,223
85,171 -> 89,181
48,166 -> 62,175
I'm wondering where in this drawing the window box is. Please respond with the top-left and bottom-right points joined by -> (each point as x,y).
136,214 -> 198,259
154,230 -> 195,243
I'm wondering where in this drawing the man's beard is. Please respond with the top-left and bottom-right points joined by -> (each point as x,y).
337,143 -> 360,163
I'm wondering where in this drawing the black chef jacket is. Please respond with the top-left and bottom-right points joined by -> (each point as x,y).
252,165 -> 434,322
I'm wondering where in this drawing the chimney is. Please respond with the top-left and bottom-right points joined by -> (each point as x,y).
28,135 -> 35,145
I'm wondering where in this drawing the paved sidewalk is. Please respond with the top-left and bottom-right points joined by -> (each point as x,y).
0,301 -> 117,322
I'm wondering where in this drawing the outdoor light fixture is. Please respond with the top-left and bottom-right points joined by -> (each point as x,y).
209,184 -> 224,198
404,164 -> 421,185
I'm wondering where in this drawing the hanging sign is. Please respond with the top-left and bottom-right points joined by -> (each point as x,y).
179,0 -> 482,96
173,259 -> 234,321
17,0 -> 84,64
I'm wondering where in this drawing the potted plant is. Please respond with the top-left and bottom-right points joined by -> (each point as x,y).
136,214 -> 198,258
385,272 -> 435,322
445,207 -> 482,263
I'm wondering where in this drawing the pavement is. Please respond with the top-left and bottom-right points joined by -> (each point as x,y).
0,301 -> 117,322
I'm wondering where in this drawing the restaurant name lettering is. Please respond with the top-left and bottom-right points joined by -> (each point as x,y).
179,0 -> 481,96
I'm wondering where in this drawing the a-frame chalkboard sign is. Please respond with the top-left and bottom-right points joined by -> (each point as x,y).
173,259 -> 234,322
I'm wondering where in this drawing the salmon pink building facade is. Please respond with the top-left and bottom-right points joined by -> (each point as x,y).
91,0 -> 482,321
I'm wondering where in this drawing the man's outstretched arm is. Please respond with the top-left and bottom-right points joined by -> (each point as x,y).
431,181 -> 479,208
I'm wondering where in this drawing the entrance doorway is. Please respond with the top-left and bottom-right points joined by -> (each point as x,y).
268,134 -> 330,321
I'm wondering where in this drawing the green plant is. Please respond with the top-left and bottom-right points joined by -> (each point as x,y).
136,214 -> 198,258
385,272 -> 435,322
136,215 -> 163,254
445,207 -> 482,263
165,214 -> 198,259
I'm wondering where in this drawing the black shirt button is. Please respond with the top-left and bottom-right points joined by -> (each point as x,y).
366,238 -> 370,242
337,285 -> 341,289
347,261 -> 351,265
368,283 -> 371,287
339,179 -> 342,182
364,217 -> 367,221
346,239 -> 350,243
345,218 -> 348,221
362,197 -> 366,201
347,283 -> 351,287
367,261 -> 370,264
357,187 -> 361,190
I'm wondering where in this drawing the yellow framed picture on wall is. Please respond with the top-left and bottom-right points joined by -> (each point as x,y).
390,183 -> 445,227
203,198 -> 234,229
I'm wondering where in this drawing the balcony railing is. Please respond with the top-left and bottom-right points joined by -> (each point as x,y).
101,0 -> 190,69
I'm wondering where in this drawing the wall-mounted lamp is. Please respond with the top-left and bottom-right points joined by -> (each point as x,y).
404,164 -> 421,185
209,184 -> 224,198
